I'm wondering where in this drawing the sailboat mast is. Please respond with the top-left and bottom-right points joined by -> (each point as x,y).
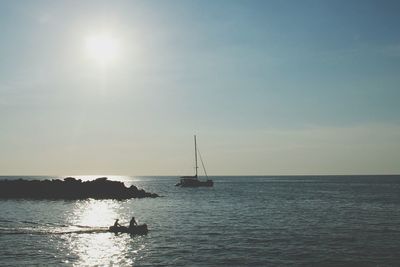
194,135 -> 198,177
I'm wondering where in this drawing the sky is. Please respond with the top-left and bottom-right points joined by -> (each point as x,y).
0,0 -> 399,175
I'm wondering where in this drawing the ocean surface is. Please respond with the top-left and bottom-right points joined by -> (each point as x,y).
0,175 -> 400,266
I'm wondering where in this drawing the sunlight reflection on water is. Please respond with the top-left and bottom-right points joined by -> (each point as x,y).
62,199 -> 146,266
67,233 -> 136,266
70,199 -> 119,227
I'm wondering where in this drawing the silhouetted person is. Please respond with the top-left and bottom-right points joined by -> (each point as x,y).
129,217 -> 137,228
114,219 -> 121,227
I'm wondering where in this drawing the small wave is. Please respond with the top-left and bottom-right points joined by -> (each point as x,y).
0,227 -> 44,235
0,226 -> 109,235
0,218 -> 14,223
55,228 -> 109,234
71,224 -> 99,228
0,219 -> 68,228
20,220 -> 41,225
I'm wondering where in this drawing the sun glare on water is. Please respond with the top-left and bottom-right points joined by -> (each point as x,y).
84,33 -> 120,66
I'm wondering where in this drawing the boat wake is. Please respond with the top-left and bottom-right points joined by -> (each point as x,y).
0,225 -> 109,235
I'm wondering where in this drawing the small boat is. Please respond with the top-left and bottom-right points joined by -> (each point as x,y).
176,135 -> 213,187
108,224 -> 148,235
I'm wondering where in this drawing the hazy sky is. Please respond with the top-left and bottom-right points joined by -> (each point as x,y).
1,0 -> 399,175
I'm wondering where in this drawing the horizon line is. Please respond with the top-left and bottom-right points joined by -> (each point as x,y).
0,174 -> 399,177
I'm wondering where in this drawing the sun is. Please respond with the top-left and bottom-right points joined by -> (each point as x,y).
84,33 -> 120,66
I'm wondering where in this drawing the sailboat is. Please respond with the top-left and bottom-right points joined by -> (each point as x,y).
175,135 -> 213,187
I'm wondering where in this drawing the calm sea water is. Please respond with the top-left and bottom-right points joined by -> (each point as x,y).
0,175 -> 400,266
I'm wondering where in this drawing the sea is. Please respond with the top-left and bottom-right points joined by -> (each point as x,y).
0,175 -> 400,266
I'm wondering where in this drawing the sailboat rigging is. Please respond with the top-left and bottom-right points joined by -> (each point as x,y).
175,135 -> 213,187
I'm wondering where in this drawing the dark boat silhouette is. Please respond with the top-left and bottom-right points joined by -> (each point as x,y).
176,135 -> 213,187
109,224 -> 148,235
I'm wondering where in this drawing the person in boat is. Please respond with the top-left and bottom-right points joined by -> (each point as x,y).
114,219 -> 121,227
129,217 -> 138,229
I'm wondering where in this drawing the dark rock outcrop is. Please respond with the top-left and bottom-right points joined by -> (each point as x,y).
0,177 -> 159,199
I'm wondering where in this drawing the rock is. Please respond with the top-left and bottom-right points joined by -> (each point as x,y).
0,177 -> 159,200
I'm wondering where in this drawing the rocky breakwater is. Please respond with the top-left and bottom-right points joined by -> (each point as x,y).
0,177 -> 159,199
